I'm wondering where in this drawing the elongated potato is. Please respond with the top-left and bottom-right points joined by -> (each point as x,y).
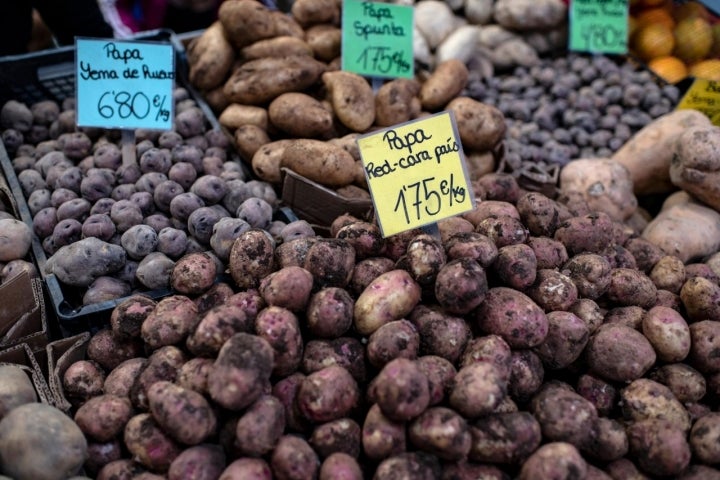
241,36 -> 313,61
323,71 -> 375,132
420,59 -> 469,111
354,269 -> 422,336
223,55 -> 326,105
268,93 -> 334,138
281,139 -> 356,187
218,0 -> 276,49
187,21 -> 234,91
252,139 -> 294,184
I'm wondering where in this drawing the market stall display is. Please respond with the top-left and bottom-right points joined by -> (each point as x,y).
0,0 -> 718,478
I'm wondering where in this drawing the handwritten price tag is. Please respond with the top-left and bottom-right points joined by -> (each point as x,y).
357,112 -> 475,237
341,0 -> 414,79
677,78 -> 720,125
569,0 -> 628,55
75,38 -> 174,130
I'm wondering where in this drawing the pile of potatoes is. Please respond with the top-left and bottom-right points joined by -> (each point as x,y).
187,0 -> 508,193
0,89 -> 290,307
48,159 -> 720,478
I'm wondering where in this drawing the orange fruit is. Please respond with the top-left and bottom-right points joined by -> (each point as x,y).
635,7 -> 676,30
648,56 -> 689,83
673,17 -> 714,63
632,23 -> 676,61
689,59 -> 720,80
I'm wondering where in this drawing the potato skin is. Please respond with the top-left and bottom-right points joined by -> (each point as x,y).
518,442 -> 587,480
141,295 -> 199,350
353,269 -> 422,336
475,287 -> 548,349
148,381 -> 217,446
620,378 -> 691,433
420,60 -> 469,111
297,365 -> 359,423
268,92 -> 334,138
0,365 -> 38,418
281,139 -> 356,187
229,229 -> 275,289
73,394 -> 133,442
532,311 -> 589,370
586,323 -> 656,382
0,403 -> 88,480
469,412 -> 542,464
255,306 -> 304,377
362,403 -> 406,461
641,306 -> 691,363
167,444 -> 226,480
322,71 -> 375,132
270,435 -> 319,480
408,406 -> 471,461
627,419 -> 691,477
124,413 -> 181,472
259,266 -> 314,312
449,361 -> 507,419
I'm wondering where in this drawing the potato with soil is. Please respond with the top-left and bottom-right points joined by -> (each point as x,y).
533,311 -> 589,370
688,320 -> 720,374
562,253 -> 612,300
627,419 -> 691,477
302,238 -> 356,289
208,333 -> 274,411
296,365 -> 359,424
518,442 -> 587,480
446,97 -> 506,152
45,237 -> 126,287
104,358 -> 147,399
323,71 -> 375,132
170,252 -> 217,296
420,60 -> 469,112
475,287 -> 548,349
147,381 -> 217,446
270,435 -> 319,480
649,363 -> 706,403
319,453 -> 362,480
229,229 -> 275,289
141,295 -> 199,350
493,243 -> 537,291
62,360 -> 105,408
449,361 -> 507,419
681,276 -> 720,322
305,287 -> 354,339
186,304 -> 253,358
335,221 -> 385,260
375,78 -> 421,127
223,55 -> 326,105
444,232 -> 498,267
187,21 -> 234,91
641,306 -> 691,363
530,383 -> 599,448
0,365 -> 37,419
354,269 -> 422,336
268,92 -> 334,139
168,444 -> 226,480
621,378 -> 691,432
689,412 -> 720,465
82,276 -> 131,305
255,306 -> 304,377
259,266 -> 313,312
362,403 -> 407,461
135,252 -> 175,290
586,323 -> 656,383
469,411 -> 542,464
310,418 -> 361,459
409,406 -> 471,461
413,309 -> 471,364
73,394 -> 133,442
367,319 -> 420,368
0,403 -> 88,480
302,337 -> 367,383
233,394 -> 285,457
130,345 -> 186,410
124,413 -> 181,472
281,139 -> 356,188
605,267 -> 658,309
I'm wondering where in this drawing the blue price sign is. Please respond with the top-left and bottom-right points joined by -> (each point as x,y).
75,38 -> 174,130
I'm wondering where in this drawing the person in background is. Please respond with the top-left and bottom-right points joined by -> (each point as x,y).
98,0 -> 222,38
0,0 -> 115,56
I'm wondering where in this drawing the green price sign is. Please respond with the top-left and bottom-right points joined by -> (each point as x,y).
357,111 -> 475,237
569,0 -> 629,55
341,0 -> 414,79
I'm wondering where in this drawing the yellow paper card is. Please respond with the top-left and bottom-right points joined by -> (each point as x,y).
676,78 -> 720,125
357,111 -> 475,237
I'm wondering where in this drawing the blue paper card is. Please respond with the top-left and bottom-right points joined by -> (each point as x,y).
75,38 -> 174,130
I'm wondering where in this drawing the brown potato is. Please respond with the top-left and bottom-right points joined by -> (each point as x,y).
446,96 -> 506,151
281,139 -> 356,187
187,21 -> 234,91
322,71 -> 375,132
305,24 -> 342,62
268,93 -> 334,138
420,60 -> 469,111
223,55 -> 326,105
241,35 -> 313,60
218,0 -> 276,48
375,78 -> 421,127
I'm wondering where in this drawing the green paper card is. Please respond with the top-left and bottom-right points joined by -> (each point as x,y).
569,0 -> 629,55
341,0 -> 414,79
76,37 -> 174,130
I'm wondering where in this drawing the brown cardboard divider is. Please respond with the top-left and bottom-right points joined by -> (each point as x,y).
0,271 -> 49,354
281,168 -> 374,230
0,342 -> 53,406
45,332 -> 91,414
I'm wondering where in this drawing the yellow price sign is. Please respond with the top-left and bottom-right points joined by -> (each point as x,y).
357,111 -> 475,237
676,78 -> 720,126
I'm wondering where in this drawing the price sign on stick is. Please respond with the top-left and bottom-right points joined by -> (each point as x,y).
357,111 -> 475,237
342,0 -> 414,79
75,38 -> 174,130
676,78 -> 720,126
569,0 -> 629,55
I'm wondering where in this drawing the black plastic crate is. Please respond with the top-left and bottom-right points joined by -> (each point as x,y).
0,29 -> 229,336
